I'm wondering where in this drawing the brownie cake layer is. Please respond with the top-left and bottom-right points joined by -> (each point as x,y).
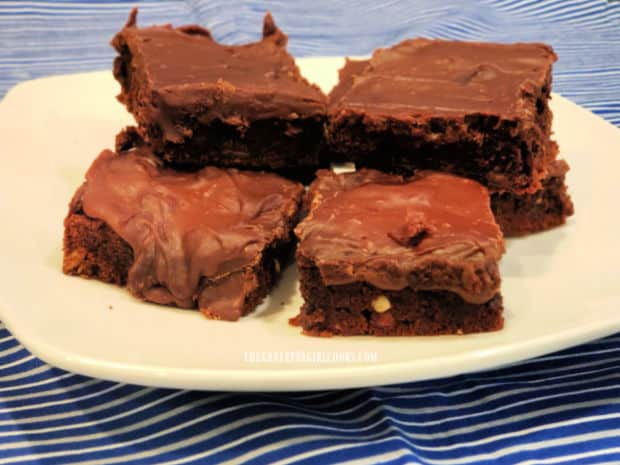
293,266 -> 504,337
63,145 -> 303,321
327,40 -> 558,194
293,169 -> 505,336
491,160 -> 574,237
111,9 -> 327,174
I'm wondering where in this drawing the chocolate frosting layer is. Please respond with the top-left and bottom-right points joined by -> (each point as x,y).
79,148 -> 302,320
112,9 -> 326,143
330,38 -> 556,119
297,169 -> 504,303
328,58 -> 370,105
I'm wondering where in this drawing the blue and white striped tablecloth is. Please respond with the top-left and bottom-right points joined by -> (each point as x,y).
1,1 -> 619,464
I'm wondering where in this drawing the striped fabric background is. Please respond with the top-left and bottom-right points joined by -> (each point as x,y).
1,0 -> 619,463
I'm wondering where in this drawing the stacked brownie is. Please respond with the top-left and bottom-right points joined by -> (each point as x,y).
63,10 -> 312,320
63,10 -> 574,334
112,9 -> 327,179
291,40 -> 573,334
491,159 -> 573,236
327,43 -> 574,237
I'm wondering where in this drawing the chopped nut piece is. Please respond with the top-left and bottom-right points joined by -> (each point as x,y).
63,248 -> 87,272
371,295 -> 391,313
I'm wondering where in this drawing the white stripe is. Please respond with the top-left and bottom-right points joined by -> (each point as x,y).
562,13 -> 620,28
0,378 -> 101,403
391,370 -> 620,413
407,409 -> 620,452
428,429 -> 620,465
0,366 -> 54,386
0,392 -> 234,450
108,432 -> 349,465
297,389 -> 370,409
0,382 -> 126,414
1,405 -> 310,464
154,423 -> 372,465
334,449 -> 420,465
0,387 -> 154,426
447,358 -> 620,393
526,1 -> 604,20
556,69 -> 620,77
0,355 -> 34,371
375,352 -> 620,396
0,345 -> 25,358
0,4 -> 179,13
0,11 -> 188,23
227,431 -> 386,465
255,428 -> 620,465
224,436 -> 407,465
514,447 -> 620,465
0,58 -> 114,66
0,389 -> 187,438
393,397 -> 620,438
0,56 -> 114,64
374,360 -> 615,395
0,42 -> 112,53
283,391 -> 350,400
0,1 -> 164,8
0,372 -> 74,393
390,385 -> 620,427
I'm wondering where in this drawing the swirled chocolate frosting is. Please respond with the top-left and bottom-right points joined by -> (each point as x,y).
297,169 -> 505,303
79,148 -> 303,320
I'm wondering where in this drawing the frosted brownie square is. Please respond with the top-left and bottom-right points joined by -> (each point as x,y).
63,142 -> 303,321
327,40 -> 558,194
112,9 -> 326,177
293,169 -> 505,336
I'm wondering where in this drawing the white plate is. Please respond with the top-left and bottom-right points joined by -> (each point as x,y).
0,57 -> 619,391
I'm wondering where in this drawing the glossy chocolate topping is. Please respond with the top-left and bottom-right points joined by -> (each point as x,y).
328,58 -> 370,105
297,169 -> 504,303
112,9 -> 326,131
330,38 -> 556,118
79,148 -> 302,320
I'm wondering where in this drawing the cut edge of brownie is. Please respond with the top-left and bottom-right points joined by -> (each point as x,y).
291,263 -> 504,337
491,159 -> 574,237
115,126 -> 322,184
63,178 -> 303,321
111,8 -> 327,174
